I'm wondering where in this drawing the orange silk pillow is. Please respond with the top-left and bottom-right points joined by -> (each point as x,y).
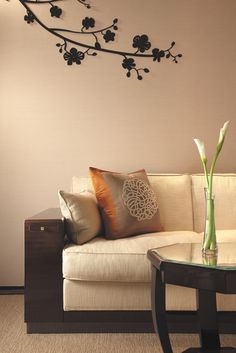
89,167 -> 162,239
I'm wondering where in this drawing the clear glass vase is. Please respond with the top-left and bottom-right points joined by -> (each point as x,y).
202,188 -> 218,257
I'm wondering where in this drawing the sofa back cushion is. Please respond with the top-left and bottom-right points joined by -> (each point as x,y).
147,174 -> 193,231
72,174 -> 193,232
192,174 -> 236,232
71,176 -> 94,193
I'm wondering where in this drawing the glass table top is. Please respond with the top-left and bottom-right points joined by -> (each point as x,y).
151,243 -> 236,270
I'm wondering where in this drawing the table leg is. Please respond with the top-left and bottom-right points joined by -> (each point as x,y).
151,265 -> 173,353
196,289 -> 220,350
182,289 -> 235,353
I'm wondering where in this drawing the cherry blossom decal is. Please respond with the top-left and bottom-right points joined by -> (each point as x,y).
19,0 -> 183,80
122,178 -> 158,221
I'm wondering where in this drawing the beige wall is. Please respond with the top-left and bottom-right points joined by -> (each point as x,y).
1,0 -> 236,285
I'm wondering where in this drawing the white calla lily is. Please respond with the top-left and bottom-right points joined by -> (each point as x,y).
218,120 -> 230,146
194,138 -> 206,162
194,120 -> 230,194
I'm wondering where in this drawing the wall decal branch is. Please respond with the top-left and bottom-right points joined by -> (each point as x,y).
77,0 -> 91,9
19,0 -> 183,80
22,0 -> 62,3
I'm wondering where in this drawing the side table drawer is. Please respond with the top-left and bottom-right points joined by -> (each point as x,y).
26,223 -> 61,233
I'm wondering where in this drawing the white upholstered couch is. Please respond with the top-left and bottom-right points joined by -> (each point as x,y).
25,173 -> 236,333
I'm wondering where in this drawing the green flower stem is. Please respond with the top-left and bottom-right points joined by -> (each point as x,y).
203,143 -> 223,251
211,218 -> 216,250
209,151 -> 219,198
203,197 -> 216,250
202,159 -> 209,188
202,150 -> 220,252
209,136 -> 225,197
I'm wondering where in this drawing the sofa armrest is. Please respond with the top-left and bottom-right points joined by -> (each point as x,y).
25,208 -> 65,324
26,207 -> 63,222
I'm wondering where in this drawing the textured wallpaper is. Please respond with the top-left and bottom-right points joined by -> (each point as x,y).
0,0 -> 236,284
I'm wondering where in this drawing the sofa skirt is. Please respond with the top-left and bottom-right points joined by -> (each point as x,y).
64,279 -> 236,312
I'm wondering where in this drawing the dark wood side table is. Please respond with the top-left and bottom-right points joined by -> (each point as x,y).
147,243 -> 236,353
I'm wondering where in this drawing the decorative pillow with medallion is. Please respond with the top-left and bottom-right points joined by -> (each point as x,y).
89,167 -> 162,239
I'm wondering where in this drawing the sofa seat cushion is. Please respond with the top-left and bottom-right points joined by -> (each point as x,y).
63,231 -> 200,282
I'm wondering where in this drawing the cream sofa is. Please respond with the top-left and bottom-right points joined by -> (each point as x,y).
24,174 -> 236,333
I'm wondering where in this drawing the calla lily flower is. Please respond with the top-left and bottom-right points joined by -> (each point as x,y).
194,139 -> 207,162
194,121 -> 230,194
218,120 -> 230,146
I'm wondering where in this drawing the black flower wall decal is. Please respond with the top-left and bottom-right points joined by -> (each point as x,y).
63,48 -> 85,65
133,34 -> 151,53
103,30 -> 115,43
122,56 -> 149,80
82,17 -> 95,30
50,5 -> 62,18
24,10 -> 35,24
122,58 -> 136,71
152,48 -> 165,62
19,0 -> 183,80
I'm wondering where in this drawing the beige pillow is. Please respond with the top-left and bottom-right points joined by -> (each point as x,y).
58,190 -> 102,245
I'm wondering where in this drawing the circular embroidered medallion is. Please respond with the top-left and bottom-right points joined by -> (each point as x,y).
122,178 -> 158,221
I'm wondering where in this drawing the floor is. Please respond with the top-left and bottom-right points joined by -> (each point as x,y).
0,295 -> 235,353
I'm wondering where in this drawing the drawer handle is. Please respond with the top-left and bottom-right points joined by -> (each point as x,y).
27,224 -> 59,232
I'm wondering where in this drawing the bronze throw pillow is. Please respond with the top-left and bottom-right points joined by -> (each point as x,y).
89,167 -> 162,239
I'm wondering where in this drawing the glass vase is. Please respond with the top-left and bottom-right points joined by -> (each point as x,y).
202,188 -> 218,257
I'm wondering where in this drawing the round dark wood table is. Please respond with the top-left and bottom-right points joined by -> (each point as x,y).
147,242 -> 236,353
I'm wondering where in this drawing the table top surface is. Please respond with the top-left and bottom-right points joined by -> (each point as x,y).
149,243 -> 236,270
